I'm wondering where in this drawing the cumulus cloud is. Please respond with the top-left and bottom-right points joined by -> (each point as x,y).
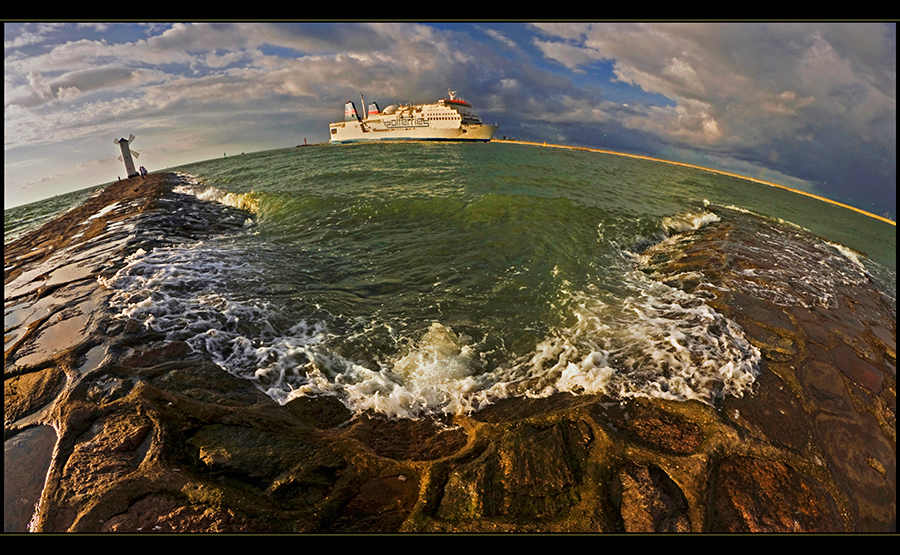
26,70 -> 53,101
482,27 -> 519,51
531,23 -> 895,156
533,38 -> 602,72
55,86 -> 82,101
5,22 -> 482,158
3,21 -> 895,218
763,90 -> 816,115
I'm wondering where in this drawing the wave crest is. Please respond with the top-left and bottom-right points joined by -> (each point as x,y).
174,176 -> 261,216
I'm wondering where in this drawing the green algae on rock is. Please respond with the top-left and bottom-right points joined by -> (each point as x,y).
4,168 -> 895,533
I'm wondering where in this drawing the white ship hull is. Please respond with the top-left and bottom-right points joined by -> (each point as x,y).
330,121 -> 498,143
329,90 -> 498,144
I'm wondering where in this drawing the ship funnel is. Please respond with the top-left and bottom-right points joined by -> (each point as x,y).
345,101 -> 360,122
367,102 -> 380,117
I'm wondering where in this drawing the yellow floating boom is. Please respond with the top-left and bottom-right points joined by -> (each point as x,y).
495,139 -> 895,227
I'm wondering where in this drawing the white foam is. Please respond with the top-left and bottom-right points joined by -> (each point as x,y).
825,241 -> 867,271
101,239 -> 497,417
661,211 -> 720,234
730,225 -> 870,309
485,269 -> 761,405
174,182 -> 261,215
99,211 -> 760,418
278,321 -> 488,418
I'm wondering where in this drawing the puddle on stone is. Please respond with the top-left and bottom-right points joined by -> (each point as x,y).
5,326 -> 29,352
66,236 -> 129,264
5,296 -> 61,353
4,263 -> 56,299
12,299 -> 96,368
43,262 -> 96,289
5,223 -> 130,301
4,425 -> 57,532
87,201 -> 121,221
5,281 -> 95,333
78,344 -> 109,374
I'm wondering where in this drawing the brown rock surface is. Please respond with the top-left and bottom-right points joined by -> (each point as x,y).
4,175 -> 895,533
613,462 -> 691,532
710,456 -> 845,532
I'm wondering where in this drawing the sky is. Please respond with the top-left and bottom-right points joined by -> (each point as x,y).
4,21 -> 897,220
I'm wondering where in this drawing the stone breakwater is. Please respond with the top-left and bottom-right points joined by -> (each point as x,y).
4,173 -> 896,533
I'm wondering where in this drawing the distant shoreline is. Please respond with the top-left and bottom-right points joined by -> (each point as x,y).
494,139 -> 896,227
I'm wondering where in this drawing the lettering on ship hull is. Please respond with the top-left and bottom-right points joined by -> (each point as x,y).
384,117 -> 430,129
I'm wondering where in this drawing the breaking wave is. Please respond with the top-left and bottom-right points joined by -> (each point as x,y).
99,200 -> 759,417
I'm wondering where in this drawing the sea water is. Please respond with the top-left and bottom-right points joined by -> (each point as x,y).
6,142 -> 895,418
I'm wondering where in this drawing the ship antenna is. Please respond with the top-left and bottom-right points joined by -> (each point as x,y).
360,92 -> 366,120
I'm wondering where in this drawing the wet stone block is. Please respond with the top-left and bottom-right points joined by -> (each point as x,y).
328,472 -> 421,533
721,368 -> 813,452
814,413 -> 896,532
435,445 -> 504,521
61,411 -> 154,500
785,305 -> 833,347
436,420 -> 592,521
612,462 -> 690,533
286,395 -> 353,429
739,318 -> 796,362
831,342 -> 884,394
595,400 -> 704,455
4,425 -> 57,532
800,360 -> 856,415
867,325 -> 895,357
710,456 -> 844,532
726,291 -> 796,335
495,421 -> 592,519
4,367 -> 67,426
121,341 -> 190,368
99,493 -> 268,533
187,424 -> 318,483
351,415 -> 468,461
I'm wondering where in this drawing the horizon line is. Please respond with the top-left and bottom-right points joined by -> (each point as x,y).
494,139 -> 896,227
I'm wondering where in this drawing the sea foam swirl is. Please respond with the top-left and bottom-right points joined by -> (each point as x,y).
99,199 -> 760,417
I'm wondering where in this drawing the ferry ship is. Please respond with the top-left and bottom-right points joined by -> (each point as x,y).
329,90 -> 498,144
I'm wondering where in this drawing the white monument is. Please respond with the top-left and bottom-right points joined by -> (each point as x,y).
114,135 -> 140,178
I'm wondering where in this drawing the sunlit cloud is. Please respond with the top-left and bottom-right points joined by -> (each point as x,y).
3,21 -> 895,219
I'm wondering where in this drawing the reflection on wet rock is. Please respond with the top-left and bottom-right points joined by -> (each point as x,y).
4,176 -> 894,533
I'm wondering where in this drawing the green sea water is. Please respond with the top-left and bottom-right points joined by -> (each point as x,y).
7,142 -> 895,417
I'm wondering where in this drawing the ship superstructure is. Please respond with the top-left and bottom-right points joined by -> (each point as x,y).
329,90 -> 498,144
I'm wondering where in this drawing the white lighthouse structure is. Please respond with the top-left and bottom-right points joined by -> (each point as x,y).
114,135 -> 140,178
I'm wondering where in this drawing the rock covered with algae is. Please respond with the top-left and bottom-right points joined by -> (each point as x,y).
4,173 -> 895,533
